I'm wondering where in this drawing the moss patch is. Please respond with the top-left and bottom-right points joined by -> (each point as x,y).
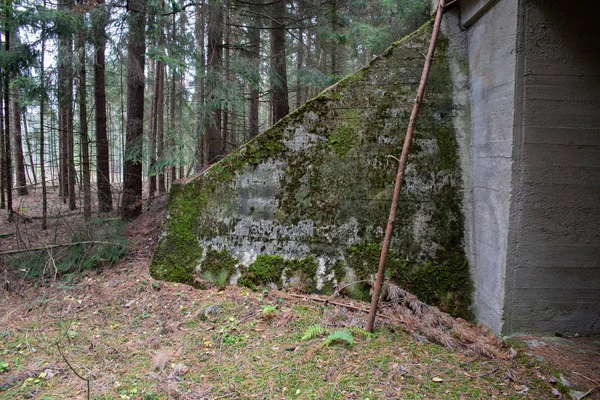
200,248 -> 239,288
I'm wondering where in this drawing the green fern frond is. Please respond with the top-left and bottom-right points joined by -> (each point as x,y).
350,326 -> 374,340
323,329 -> 354,347
301,324 -> 328,341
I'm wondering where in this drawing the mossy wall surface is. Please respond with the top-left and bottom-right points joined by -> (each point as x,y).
150,22 -> 473,318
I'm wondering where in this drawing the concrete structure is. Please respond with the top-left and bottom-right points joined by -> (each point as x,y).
449,0 -> 600,334
151,0 -> 599,336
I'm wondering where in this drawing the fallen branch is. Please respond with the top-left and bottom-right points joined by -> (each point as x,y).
57,341 -> 90,400
281,292 -> 399,322
0,241 -> 129,257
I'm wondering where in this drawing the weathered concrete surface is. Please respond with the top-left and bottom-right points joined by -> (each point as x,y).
504,0 -> 600,335
460,0 -> 520,335
150,23 -> 474,318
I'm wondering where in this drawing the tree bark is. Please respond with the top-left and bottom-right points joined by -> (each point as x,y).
206,0 -> 223,163
121,0 -> 146,220
194,1 -> 206,171
78,8 -> 91,219
248,16 -> 260,138
270,0 -> 289,125
11,92 -> 27,195
22,108 -> 36,185
0,61 -> 5,210
94,0 -> 113,212
40,9 -> 47,229
3,20 -> 14,219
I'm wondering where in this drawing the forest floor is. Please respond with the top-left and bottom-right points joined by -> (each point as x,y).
0,188 -> 599,399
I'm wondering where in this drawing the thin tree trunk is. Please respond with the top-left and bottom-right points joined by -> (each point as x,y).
78,10 -> 91,219
157,57 -> 166,193
121,0 -> 146,220
12,92 -> 27,195
4,19 -> 14,219
0,60 -> 5,210
94,0 -> 113,212
366,0 -> 445,333
296,27 -> 304,109
194,1 -> 205,171
248,16 -> 260,138
270,0 -> 289,125
169,12 -> 177,182
206,0 -> 223,163
22,108 -> 37,185
40,9 -> 47,229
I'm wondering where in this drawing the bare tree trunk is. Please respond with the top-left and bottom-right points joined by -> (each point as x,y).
94,0 -> 113,212
366,0 -> 445,333
121,0 -> 146,220
157,57 -> 166,194
270,0 -> 289,125
148,58 -> 158,196
78,10 -> 91,219
3,20 -> 14,219
296,27 -> 304,109
22,108 -> 36,185
248,16 -> 260,138
194,1 -> 206,171
40,11 -> 47,228
169,12 -> 177,182
11,83 -> 27,195
206,0 -> 223,163
0,63 -> 5,210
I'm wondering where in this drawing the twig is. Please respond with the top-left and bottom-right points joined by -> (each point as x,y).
56,340 -> 90,400
0,241 -> 129,256
573,371 -> 599,386
325,280 -> 371,303
579,386 -> 599,400
281,292 -> 400,323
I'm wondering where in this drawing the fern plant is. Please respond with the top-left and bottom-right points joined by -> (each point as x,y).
350,326 -> 374,340
301,324 -> 328,341
323,330 -> 354,347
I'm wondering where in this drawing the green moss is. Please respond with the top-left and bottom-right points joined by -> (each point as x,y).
150,181 -> 206,287
200,248 -> 239,287
238,255 -> 319,291
343,243 -> 472,319
238,254 -> 287,289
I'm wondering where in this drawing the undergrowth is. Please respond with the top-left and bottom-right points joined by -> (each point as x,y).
4,218 -> 129,281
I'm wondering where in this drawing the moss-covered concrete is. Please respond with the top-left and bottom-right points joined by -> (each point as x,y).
150,21 -> 473,318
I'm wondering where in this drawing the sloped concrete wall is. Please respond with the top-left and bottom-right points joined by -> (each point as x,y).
150,23 -> 474,318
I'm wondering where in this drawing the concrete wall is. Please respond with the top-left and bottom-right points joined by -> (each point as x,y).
504,0 -> 600,334
150,24 -> 474,317
461,0 -> 519,335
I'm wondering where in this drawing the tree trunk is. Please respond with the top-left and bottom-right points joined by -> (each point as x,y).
0,62 -> 5,210
40,10 -> 47,228
194,1 -> 206,171
3,21 -> 14,218
148,57 -> 157,196
248,16 -> 260,138
94,0 -> 113,212
78,10 -> 91,219
157,57 -> 166,194
121,0 -> 146,220
11,92 -> 27,195
206,0 -> 223,163
22,108 -> 36,185
169,12 -> 177,182
296,27 -> 304,109
270,0 -> 289,125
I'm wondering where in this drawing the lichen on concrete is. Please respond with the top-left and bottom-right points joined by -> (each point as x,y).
150,21 -> 474,318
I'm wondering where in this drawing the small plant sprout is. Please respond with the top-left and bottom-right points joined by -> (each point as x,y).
262,305 -> 278,319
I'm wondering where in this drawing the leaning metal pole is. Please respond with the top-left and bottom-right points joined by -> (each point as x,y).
366,0 -> 446,332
